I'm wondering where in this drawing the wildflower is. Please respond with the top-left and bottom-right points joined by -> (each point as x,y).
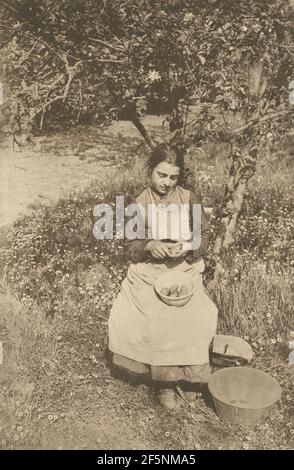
243,443 -> 249,450
244,336 -> 249,341
194,442 -> 201,449
48,414 -> 54,421
165,431 -> 170,437
290,331 -> 294,338
139,422 -> 145,427
148,70 -> 161,82
271,339 -> 277,345
183,12 -> 194,22
13,435 -> 19,441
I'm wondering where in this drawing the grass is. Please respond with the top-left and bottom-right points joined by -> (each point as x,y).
0,130 -> 293,449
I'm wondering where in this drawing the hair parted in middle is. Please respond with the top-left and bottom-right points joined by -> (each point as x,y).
145,143 -> 185,180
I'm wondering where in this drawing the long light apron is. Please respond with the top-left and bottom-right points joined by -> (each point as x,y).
108,186 -> 218,366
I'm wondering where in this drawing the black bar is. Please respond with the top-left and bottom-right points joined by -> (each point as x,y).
0,450 -> 291,466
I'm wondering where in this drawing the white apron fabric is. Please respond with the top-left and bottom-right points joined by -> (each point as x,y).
108,186 -> 218,366
108,258 -> 217,365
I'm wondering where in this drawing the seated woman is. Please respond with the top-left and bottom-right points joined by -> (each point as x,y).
108,143 -> 218,409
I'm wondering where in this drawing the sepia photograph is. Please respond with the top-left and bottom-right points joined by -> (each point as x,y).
0,0 -> 293,455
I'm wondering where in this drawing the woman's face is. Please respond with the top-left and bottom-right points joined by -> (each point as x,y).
150,161 -> 180,196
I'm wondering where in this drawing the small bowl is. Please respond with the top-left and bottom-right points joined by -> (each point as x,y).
154,270 -> 195,307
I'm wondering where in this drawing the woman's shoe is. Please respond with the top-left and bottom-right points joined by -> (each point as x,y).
157,388 -> 177,409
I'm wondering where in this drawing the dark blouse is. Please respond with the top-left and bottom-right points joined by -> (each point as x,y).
124,189 -> 210,264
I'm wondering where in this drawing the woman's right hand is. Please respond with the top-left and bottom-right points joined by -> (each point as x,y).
144,240 -> 171,260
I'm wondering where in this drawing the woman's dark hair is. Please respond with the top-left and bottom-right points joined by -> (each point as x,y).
145,143 -> 185,180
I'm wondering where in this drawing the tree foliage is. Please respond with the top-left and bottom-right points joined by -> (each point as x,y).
1,0 -> 293,132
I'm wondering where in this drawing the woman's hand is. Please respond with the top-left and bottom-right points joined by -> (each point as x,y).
145,240 -> 171,259
167,241 -> 189,259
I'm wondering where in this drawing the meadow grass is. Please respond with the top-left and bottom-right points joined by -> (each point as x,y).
0,139 -> 293,449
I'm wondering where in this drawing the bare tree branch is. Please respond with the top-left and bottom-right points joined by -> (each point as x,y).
85,57 -> 125,64
89,37 -> 125,52
0,21 -> 126,65
47,74 -> 65,94
0,0 -> 19,15
232,109 -> 293,136
130,115 -> 155,150
34,61 -> 81,122
18,40 -> 38,66
95,23 -> 123,44
105,80 -> 155,150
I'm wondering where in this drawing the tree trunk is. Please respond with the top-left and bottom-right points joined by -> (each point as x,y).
212,148 -> 257,283
130,115 -> 155,151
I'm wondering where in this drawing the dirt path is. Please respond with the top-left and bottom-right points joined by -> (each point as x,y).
0,116 -> 165,229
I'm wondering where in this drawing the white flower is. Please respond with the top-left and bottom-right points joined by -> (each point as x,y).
147,70 -> 161,82
183,13 -> 194,22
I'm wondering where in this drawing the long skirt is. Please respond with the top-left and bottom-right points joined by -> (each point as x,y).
108,257 -> 218,384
